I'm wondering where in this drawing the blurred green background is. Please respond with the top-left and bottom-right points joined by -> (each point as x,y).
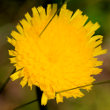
0,0 -> 110,110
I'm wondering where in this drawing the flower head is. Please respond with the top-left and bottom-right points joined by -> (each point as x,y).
8,4 -> 107,105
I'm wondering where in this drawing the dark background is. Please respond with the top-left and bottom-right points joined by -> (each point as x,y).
0,0 -> 110,110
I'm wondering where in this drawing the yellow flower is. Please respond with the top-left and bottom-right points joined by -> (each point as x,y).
8,4 -> 107,105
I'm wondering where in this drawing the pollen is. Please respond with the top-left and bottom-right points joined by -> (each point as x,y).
8,4 -> 107,105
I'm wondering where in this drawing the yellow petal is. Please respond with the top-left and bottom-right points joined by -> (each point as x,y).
94,47 -> 107,56
11,31 -> 20,40
95,61 -> 103,66
25,12 -> 32,23
46,4 -> 52,15
41,93 -> 48,105
9,57 -> 16,64
7,37 -> 16,46
60,4 -> 73,21
37,6 -> 46,19
8,50 -> 16,56
20,77 -> 27,88
71,9 -> 82,19
20,19 -> 30,29
16,24 -> 23,34
32,7 -> 40,18
82,85 -> 92,92
56,94 -> 63,103
10,71 -> 21,81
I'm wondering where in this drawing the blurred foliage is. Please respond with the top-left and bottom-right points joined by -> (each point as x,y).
0,0 -> 110,110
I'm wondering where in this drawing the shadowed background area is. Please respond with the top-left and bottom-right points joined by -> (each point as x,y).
0,0 -> 110,110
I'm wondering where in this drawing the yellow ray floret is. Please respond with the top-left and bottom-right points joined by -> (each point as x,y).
8,4 -> 107,105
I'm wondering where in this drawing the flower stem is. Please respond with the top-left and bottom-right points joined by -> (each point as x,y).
14,99 -> 38,110
56,80 -> 110,94
0,69 -> 16,93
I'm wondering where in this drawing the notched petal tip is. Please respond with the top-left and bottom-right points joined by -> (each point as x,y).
7,37 -> 14,45
56,94 -> 63,103
11,31 -> 21,40
92,22 -> 100,31
95,61 -> 103,67
32,7 -> 38,16
41,93 -> 48,105
46,4 -> 52,15
61,3 -> 67,9
94,48 -> 107,57
20,19 -> 29,28
101,49 -> 107,55
9,57 -> 16,64
20,77 -> 27,88
8,50 -> 16,56
72,9 -> 83,18
16,23 -> 23,34
25,12 -> 32,23
28,80 -> 33,90
51,4 -> 57,10
10,71 -> 20,81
